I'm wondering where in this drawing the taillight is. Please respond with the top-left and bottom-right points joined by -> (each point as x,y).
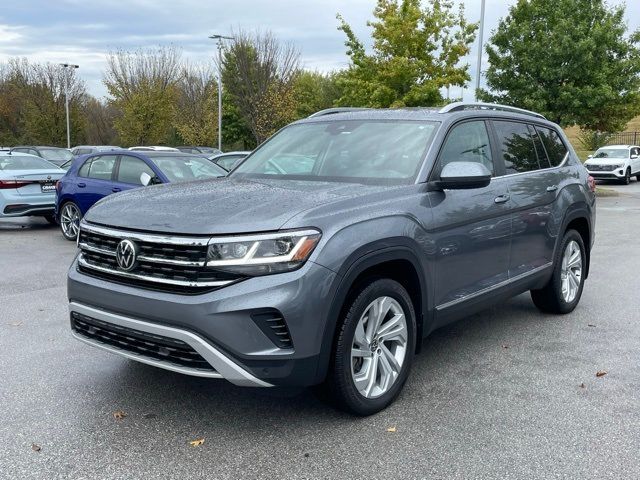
0,180 -> 32,190
587,175 -> 596,193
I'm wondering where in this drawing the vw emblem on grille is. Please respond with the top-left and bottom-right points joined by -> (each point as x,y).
116,239 -> 138,271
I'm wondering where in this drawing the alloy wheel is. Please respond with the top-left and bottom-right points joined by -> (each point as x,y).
60,203 -> 80,239
560,240 -> 582,303
350,296 -> 408,399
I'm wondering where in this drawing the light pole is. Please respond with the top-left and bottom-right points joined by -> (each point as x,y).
475,0 -> 486,101
59,63 -> 79,149
209,34 -> 233,151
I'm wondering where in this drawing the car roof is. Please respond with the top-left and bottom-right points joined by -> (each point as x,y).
598,145 -> 637,149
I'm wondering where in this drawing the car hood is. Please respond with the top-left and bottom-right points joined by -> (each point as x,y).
83,177 -> 391,235
585,157 -> 628,165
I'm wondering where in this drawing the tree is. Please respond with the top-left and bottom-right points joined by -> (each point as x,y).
336,0 -> 477,108
480,0 -> 640,132
293,70 -> 342,118
221,30 -> 300,144
174,65 -> 218,146
81,95 -> 119,145
104,47 -> 182,145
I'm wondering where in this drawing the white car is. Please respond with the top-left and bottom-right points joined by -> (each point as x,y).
584,145 -> 640,185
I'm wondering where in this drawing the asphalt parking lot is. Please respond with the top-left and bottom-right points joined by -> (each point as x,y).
1,182 -> 639,479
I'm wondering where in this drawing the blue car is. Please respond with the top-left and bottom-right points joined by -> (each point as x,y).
56,150 -> 226,240
0,152 -> 65,223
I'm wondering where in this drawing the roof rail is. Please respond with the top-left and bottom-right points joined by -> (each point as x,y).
308,107 -> 370,118
438,102 -> 546,120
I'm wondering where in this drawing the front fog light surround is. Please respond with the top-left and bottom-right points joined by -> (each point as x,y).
206,229 -> 321,275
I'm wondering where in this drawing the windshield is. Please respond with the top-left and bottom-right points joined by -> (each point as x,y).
232,120 -> 438,184
594,148 -> 629,159
0,155 -> 58,171
39,148 -> 74,161
146,154 -> 226,183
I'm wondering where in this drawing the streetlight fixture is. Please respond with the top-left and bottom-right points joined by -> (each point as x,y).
59,63 -> 79,149
209,34 -> 234,151
474,0 -> 486,101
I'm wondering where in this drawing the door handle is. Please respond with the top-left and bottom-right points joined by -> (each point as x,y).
494,194 -> 510,204
112,187 -> 121,193
77,182 -> 86,188
546,185 -> 558,192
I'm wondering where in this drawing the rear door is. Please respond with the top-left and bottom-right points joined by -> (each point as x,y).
113,154 -> 157,192
491,120 -> 564,278
426,119 -> 512,318
74,154 -> 118,213
631,147 -> 640,174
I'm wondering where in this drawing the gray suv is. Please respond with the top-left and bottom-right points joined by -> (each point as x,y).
67,102 -> 596,415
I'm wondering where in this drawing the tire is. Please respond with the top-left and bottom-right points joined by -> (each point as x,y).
59,201 -> 82,241
531,229 -> 586,314
636,174 -> 640,182
43,214 -> 57,225
322,278 -> 416,416
621,168 -> 631,185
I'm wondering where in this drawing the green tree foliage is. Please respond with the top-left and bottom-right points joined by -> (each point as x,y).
173,66 -> 218,146
292,71 -> 342,117
336,0 -> 477,108
104,47 -> 182,145
480,0 -> 640,131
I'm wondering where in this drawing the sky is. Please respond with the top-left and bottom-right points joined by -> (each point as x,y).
1,0 -> 639,100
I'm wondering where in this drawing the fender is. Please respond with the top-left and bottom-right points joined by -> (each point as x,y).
556,200 -> 594,278
312,239 -> 430,384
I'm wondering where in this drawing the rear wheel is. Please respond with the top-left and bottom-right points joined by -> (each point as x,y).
531,229 -> 586,314
323,278 -> 416,416
59,202 -> 82,241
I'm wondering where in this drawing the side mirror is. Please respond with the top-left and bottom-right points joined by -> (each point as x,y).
433,162 -> 492,190
140,171 -> 152,186
631,154 -> 638,159
587,154 -> 593,159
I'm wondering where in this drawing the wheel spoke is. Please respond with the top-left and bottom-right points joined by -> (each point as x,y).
354,320 -> 367,348
364,356 -> 378,397
377,354 -> 393,392
567,250 -> 581,269
378,314 -> 407,343
380,344 -> 401,374
351,347 -> 370,358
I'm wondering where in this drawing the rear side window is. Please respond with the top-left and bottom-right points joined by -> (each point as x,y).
493,121 -> 540,174
437,120 -> 494,175
536,126 -> 568,167
117,156 -> 155,185
78,155 -> 117,180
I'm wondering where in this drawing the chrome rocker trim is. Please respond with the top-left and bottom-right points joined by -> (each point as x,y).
69,302 -> 273,387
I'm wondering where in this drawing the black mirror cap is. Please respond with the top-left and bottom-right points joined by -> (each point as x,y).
433,175 -> 491,190
429,161 -> 492,190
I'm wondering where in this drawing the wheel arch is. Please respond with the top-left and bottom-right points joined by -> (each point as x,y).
559,204 -> 593,278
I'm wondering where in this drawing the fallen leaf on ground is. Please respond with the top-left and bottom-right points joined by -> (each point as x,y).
8,322 -> 22,327
587,324 -> 596,328
596,371 -> 607,377
113,410 -> 127,420
189,438 -> 205,447
386,426 -> 397,433
579,383 -> 586,388
501,344 -> 509,349
31,443 -> 41,452
304,453 -> 310,458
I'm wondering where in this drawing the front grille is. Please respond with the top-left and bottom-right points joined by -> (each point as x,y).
77,224 -> 242,294
71,311 -> 214,372
251,310 -> 293,349
588,164 -> 616,172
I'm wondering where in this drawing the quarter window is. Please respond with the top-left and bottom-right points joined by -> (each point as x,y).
117,156 -> 155,185
438,121 -> 494,175
493,121 -> 540,174
79,155 -> 117,180
536,126 -> 568,167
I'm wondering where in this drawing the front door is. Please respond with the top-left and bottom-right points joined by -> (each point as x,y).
425,120 -> 512,319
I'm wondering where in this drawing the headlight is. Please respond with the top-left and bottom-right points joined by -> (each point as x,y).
206,229 -> 321,276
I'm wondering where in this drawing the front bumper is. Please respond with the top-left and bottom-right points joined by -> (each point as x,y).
586,168 -> 626,179
67,256 -> 338,386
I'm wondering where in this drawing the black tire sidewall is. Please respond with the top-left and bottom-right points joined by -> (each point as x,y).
551,230 -> 586,313
331,278 -> 416,416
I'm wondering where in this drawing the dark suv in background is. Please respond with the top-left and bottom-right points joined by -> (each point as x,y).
67,102 -> 595,415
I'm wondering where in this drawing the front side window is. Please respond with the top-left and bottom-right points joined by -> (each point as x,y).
233,120 -> 438,184
117,156 -> 155,185
493,121 -> 540,174
147,154 -> 226,183
536,126 -> 568,166
437,121 -> 494,175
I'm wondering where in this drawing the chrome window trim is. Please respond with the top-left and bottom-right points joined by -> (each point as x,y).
78,254 -> 231,288
435,262 -> 553,311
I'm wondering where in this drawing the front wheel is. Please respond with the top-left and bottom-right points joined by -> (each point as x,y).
323,278 -> 416,416
622,168 -> 631,185
59,202 -> 82,241
531,229 -> 586,314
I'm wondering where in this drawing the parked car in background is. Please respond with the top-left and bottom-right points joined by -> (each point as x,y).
209,151 -> 250,171
584,145 -> 640,184
177,146 -> 222,156
0,152 -> 64,223
67,103 -> 595,415
10,146 -> 73,167
56,151 -> 227,240
71,145 -> 121,156
128,146 -> 180,152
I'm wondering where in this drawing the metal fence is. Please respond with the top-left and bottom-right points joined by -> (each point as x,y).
607,131 -> 640,145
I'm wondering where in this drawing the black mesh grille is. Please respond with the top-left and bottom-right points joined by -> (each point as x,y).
588,164 -> 616,172
71,311 -> 214,372
251,310 -> 293,349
